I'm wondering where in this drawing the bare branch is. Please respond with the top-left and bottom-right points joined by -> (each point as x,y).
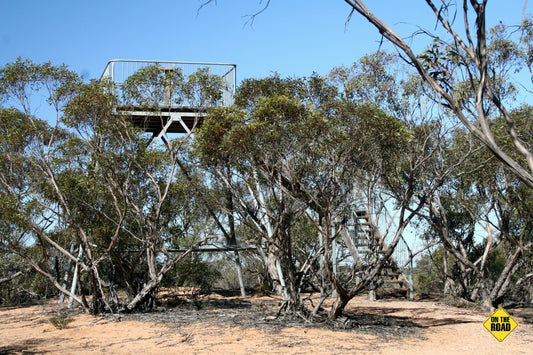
243,0 -> 271,28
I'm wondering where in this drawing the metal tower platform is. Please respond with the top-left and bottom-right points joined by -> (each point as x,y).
101,59 -> 236,137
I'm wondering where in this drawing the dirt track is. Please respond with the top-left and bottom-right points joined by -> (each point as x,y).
1,294 -> 532,354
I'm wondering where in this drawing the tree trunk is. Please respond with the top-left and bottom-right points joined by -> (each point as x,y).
485,248 -> 522,308
234,251 -> 246,297
330,288 -> 350,320
123,276 -> 161,312
68,246 -> 83,309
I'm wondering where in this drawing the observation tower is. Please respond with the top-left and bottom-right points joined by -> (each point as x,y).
101,59 -> 236,142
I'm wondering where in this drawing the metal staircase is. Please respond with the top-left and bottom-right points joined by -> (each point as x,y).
337,210 -> 409,298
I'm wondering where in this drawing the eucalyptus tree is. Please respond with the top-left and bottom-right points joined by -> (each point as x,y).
0,60 -> 220,314
331,32 -> 532,308
195,78 -> 317,312
323,50 -> 466,316
423,105 -> 533,307
63,79 -> 210,312
198,0 -> 532,184
121,63 -> 247,295
58,65 -> 226,313
343,0 -> 533,188
332,6 -> 533,307
0,60 -> 94,309
195,71 -> 439,319
400,103 -> 532,307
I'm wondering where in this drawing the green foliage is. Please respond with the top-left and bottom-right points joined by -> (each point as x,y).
0,58 -> 227,313
235,73 -> 337,112
0,108 -> 49,150
414,247 -> 455,294
0,57 -> 81,113
121,64 -> 226,108
49,315 -> 74,329
163,255 -> 221,294
62,78 -> 119,134
122,64 -> 184,107
417,38 -> 461,83
196,73 -> 410,183
193,107 -> 246,166
414,243 -> 509,298
445,105 -> 533,241
234,74 -> 305,109
183,67 -> 227,107
329,51 -> 410,116
471,245 -> 507,282
1,48 -> 531,314
345,102 -> 411,173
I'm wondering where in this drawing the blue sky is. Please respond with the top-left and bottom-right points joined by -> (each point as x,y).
1,1 -> 530,84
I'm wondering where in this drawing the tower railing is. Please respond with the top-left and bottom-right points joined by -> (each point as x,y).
101,59 -> 236,107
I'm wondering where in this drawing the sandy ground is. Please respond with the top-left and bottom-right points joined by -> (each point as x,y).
1,294 -> 532,354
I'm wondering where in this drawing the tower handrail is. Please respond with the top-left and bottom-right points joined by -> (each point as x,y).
101,59 -> 236,107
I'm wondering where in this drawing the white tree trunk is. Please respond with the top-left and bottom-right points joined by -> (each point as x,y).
68,246 -> 83,309
234,251 -> 246,297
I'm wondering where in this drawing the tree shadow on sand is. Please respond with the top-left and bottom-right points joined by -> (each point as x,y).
344,306 -> 479,329
0,338 -> 46,355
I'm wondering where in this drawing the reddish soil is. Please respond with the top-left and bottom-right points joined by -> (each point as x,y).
1,293 -> 532,354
